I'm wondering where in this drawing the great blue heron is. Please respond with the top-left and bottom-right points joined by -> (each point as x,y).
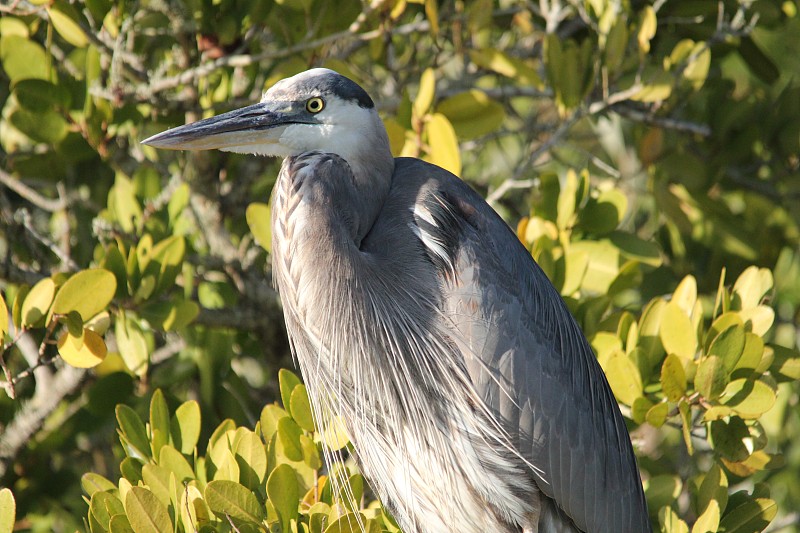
143,68 -> 651,533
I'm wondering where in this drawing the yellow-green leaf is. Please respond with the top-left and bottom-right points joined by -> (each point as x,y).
659,505 -> 689,533
290,384 -> 316,432
425,113 -> 461,176
170,400 -> 201,455
57,328 -> 107,368
436,90 -> 505,140
695,356 -> 727,401
48,3 -> 89,48
468,48 -> 541,86
637,6 -> 657,55
51,268 -> 117,321
0,488 -> 15,533
732,266 -> 773,310
414,68 -> 436,118
661,353 -> 687,402
691,498 -> 719,533
660,301 -> 697,360
722,378 -> 776,419
115,311 -> 149,377
646,402 -> 669,428
21,278 -> 55,327
604,353 -> 642,406
125,487 -> 171,533
205,479 -> 264,523
0,293 -> 9,340
246,202 -> 271,253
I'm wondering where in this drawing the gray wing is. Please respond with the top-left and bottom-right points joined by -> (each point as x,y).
396,158 -> 652,532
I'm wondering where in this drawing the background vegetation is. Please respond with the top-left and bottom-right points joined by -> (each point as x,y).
1,0 -> 799,531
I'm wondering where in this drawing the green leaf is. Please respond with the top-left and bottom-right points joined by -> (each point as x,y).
708,325 -> 746,372
722,379 -> 776,419
245,202 -> 272,253
277,417 -> 304,462
21,277 -> 55,327
267,464 -> 299,532
697,464 -> 728,519
290,384 -> 316,432
425,113 -> 461,176
679,400 -> 693,455
0,488 -> 15,533
51,268 -> 117,321
9,107 -> 68,144
717,497 -> 777,532
659,302 -> 697,360
0,36 -> 50,82
609,231 -> 662,267
661,353 -> 687,402
695,356 -> 728,401
645,475 -> 681,514
170,400 -> 201,455
279,369 -> 302,414
205,480 -> 265,523
90,491 -> 125,530
81,473 -> 117,497
108,514 -> 134,533
709,418 -> 751,462
120,457 -> 143,484
13,79 -> 71,112
116,405 -> 151,459
578,189 -> 627,236
150,389 -> 170,460
124,487 -> 172,533
437,90 -> 506,140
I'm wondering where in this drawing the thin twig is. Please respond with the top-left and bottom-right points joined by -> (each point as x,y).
0,169 -> 67,212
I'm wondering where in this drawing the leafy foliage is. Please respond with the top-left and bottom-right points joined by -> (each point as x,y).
82,370 -> 392,533
1,0 -> 799,532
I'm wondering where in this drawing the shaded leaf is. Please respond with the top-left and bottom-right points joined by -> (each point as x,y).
266,464 -> 298,531
661,353 -> 687,402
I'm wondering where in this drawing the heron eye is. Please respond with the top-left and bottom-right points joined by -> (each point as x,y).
306,97 -> 325,113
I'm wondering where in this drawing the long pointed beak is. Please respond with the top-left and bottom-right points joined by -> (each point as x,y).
141,103 -> 289,151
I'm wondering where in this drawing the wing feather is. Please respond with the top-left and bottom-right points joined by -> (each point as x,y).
394,158 -> 651,532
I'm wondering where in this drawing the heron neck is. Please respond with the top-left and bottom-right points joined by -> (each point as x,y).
347,150 -> 394,242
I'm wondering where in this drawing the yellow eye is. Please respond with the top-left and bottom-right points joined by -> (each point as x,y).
306,97 -> 325,113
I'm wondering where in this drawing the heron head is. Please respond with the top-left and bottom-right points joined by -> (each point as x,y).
142,68 -> 391,167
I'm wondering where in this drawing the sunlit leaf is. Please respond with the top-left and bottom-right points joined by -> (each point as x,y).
246,202 -> 272,253
124,487 -> 171,533
57,328 -> 107,368
0,488 -> 16,533
51,268 -> 116,322
21,277 -> 55,327
425,113 -> 461,176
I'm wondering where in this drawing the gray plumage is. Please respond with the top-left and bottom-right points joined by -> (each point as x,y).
142,68 -> 652,533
